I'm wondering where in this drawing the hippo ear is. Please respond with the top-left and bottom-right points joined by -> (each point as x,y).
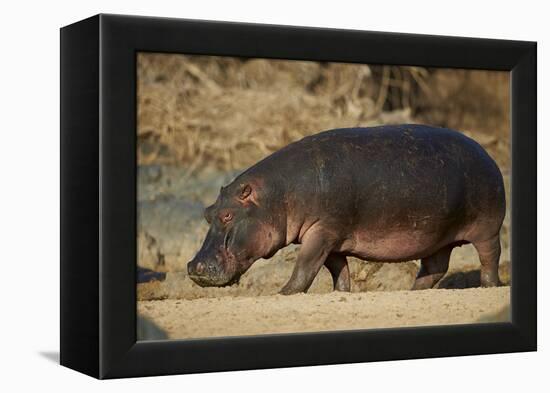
239,184 -> 252,200
204,205 -> 214,224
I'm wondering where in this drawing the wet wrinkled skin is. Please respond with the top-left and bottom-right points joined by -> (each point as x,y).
187,181 -> 285,287
187,125 -> 506,294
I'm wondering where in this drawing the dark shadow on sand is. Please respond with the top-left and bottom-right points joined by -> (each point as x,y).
438,269 -> 482,289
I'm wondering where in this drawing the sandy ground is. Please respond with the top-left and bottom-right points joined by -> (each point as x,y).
138,287 -> 510,339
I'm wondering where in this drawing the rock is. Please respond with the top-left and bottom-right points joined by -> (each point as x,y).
351,259 -> 418,292
138,195 -> 206,271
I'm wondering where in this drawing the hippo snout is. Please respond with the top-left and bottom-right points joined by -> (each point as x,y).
187,257 -> 232,287
188,259 -> 217,278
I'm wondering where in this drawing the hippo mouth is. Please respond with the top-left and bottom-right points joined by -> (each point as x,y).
188,271 -> 242,287
187,254 -> 256,288
187,253 -> 244,287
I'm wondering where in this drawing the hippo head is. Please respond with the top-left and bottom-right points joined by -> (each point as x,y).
187,180 -> 282,287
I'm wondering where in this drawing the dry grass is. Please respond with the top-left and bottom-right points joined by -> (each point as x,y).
137,53 -> 510,173
137,53 -> 381,172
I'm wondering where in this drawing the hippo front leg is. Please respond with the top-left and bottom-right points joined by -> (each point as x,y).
279,230 -> 335,295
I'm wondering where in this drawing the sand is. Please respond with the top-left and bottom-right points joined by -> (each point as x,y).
138,287 -> 510,340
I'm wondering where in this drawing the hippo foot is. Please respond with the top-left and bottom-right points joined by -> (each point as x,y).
411,274 -> 444,290
474,235 -> 502,288
325,253 -> 351,292
412,245 -> 452,290
334,282 -> 351,292
480,274 -> 501,287
278,285 -> 304,295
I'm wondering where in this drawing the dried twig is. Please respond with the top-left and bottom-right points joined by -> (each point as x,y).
374,66 -> 391,113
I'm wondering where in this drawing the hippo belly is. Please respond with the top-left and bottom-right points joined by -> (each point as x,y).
342,227 -> 462,262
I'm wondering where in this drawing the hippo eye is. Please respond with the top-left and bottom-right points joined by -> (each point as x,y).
220,212 -> 233,224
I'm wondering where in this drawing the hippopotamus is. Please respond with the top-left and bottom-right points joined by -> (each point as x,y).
187,124 -> 505,294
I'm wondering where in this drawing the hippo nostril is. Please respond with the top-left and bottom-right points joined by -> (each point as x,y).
195,262 -> 205,275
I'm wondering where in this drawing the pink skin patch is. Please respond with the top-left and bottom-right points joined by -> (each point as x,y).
236,178 -> 264,208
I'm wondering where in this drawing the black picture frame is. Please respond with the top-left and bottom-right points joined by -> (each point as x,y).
60,14 -> 536,379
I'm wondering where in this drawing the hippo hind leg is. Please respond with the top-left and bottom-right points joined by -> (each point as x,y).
325,253 -> 351,292
472,235 -> 501,287
412,245 -> 452,290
